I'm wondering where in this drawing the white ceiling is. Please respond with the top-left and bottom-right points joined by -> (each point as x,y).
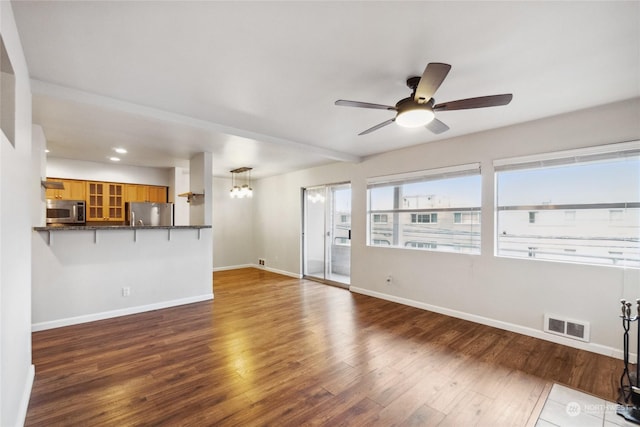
11,1 -> 640,178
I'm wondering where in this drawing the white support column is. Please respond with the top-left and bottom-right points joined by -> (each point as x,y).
188,152 -> 212,226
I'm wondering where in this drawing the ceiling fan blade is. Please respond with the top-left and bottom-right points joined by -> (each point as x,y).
335,100 -> 395,110
434,94 -> 513,111
414,63 -> 451,103
359,118 -> 395,136
425,118 -> 450,134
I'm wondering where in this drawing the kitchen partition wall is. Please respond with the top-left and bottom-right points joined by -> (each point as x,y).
303,183 -> 351,286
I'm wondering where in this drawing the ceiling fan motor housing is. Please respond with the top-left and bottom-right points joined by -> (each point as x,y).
395,97 -> 435,127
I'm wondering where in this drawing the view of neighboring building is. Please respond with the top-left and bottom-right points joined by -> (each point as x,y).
368,165 -> 483,254
497,204 -> 639,267
370,197 -> 481,253
368,146 -> 640,268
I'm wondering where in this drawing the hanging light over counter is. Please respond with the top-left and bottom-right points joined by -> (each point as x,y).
230,167 -> 253,199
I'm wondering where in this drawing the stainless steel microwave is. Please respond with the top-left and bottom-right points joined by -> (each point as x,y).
46,199 -> 86,225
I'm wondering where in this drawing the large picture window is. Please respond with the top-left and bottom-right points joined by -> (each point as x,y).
495,142 -> 640,268
367,163 -> 481,254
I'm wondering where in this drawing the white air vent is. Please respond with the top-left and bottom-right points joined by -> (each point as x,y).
544,314 -> 590,342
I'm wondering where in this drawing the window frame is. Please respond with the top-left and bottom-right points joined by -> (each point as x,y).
367,163 -> 482,254
411,213 -> 437,224
494,141 -> 640,268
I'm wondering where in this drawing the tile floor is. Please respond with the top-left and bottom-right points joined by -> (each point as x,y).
536,383 -> 636,427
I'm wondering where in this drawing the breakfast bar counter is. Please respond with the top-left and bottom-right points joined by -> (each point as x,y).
34,225 -> 211,245
34,225 -> 211,230
32,225 -> 214,331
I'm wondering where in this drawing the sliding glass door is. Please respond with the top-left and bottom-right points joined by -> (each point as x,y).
303,183 -> 351,286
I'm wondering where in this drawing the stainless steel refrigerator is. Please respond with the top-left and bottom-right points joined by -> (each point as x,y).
126,202 -> 174,226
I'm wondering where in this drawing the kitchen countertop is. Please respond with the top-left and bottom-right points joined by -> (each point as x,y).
34,225 -> 212,231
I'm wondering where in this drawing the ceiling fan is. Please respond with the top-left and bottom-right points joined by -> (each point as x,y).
335,62 -> 513,136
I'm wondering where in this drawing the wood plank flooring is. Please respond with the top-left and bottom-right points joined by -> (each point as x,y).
26,268 -> 620,426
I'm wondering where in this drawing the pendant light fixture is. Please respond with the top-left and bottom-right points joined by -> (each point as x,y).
229,167 -> 253,199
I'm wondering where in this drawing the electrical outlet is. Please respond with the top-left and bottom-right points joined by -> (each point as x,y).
122,287 -> 131,297
386,275 -> 393,285
258,258 -> 265,266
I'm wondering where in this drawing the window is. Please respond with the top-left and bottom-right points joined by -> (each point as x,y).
411,213 -> 437,223
372,239 -> 391,245
454,212 -> 481,224
610,210 -> 624,222
405,241 -> 437,249
495,141 -> 640,268
334,237 -> 349,245
373,214 -> 388,223
367,163 -> 481,254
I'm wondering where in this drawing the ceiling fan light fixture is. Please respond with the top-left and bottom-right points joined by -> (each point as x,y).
396,107 -> 435,128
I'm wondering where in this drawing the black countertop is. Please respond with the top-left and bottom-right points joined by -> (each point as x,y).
34,225 -> 212,231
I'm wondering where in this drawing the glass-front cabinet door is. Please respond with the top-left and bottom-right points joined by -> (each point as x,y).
86,182 -> 124,222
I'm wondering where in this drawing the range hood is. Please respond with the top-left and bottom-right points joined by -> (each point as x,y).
41,180 -> 64,190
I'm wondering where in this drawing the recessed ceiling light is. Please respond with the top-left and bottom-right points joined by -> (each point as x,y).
45,149 -> 50,153
109,157 -> 120,162
114,147 -> 127,154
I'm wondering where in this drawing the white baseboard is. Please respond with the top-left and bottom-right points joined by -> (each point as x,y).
32,293 -> 214,332
257,264 -> 302,279
349,286 -> 624,361
212,264 -> 301,279
16,364 -> 35,427
213,264 -> 254,272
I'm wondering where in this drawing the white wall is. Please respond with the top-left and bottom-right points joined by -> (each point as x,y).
46,157 -> 172,186
212,176 -> 254,270
0,2 -> 35,425
32,227 -> 213,330
251,98 -> 640,358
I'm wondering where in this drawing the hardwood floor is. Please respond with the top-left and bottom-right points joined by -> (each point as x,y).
26,268 -> 620,426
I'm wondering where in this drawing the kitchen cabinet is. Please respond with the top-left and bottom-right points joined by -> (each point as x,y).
148,186 -> 167,203
125,184 -> 168,203
86,181 -> 124,222
45,178 -> 86,200
125,184 -> 147,203
46,177 -> 168,221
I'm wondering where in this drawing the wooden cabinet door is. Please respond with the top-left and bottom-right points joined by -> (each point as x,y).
148,186 -> 167,203
86,182 -> 124,221
45,178 -> 64,199
61,179 -> 85,200
125,184 -> 148,203
106,183 -> 124,221
46,178 -> 86,200
86,182 -> 105,220
125,184 -> 167,203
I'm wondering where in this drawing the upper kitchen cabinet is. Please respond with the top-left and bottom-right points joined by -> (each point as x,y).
45,178 -> 86,200
86,181 -> 124,222
148,185 -> 167,203
125,184 -> 146,203
125,184 -> 167,203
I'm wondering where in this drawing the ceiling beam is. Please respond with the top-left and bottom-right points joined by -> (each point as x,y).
30,79 -> 362,164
